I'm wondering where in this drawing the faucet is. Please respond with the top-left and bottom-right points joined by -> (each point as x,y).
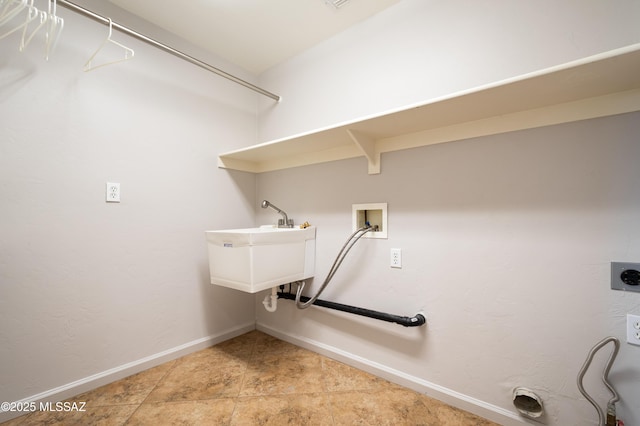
261,200 -> 294,228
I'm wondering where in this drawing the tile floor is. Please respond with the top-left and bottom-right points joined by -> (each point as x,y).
3,331 -> 499,425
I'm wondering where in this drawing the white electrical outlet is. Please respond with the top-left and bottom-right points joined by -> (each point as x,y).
390,248 -> 402,268
106,182 -> 120,203
627,314 -> 640,346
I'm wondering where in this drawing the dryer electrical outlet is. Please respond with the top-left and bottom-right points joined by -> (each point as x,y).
611,262 -> 640,293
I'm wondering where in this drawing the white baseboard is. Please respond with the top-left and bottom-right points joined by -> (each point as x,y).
0,322 -> 255,424
256,322 -> 534,426
3,321 -> 535,425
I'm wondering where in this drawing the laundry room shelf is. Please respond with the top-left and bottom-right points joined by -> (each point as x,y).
218,44 -> 640,175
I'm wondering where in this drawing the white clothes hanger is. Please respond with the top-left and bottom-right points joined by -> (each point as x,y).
0,0 -> 35,40
18,3 -> 45,51
0,0 -> 25,25
44,0 -> 63,60
0,0 -> 27,27
83,18 -> 134,72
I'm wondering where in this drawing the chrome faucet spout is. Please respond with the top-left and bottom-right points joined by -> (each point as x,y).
261,200 -> 293,228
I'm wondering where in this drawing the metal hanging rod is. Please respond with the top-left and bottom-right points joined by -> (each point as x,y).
57,0 -> 281,102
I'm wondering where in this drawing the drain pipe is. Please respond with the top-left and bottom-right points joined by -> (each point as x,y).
262,287 -> 278,312
278,291 -> 425,327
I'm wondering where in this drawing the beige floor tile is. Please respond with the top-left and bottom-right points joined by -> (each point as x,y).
214,330 -> 259,356
72,361 -> 176,407
231,394 -> 334,426
321,357 -> 391,392
11,404 -> 138,426
426,397 -> 499,426
329,387 -> 440,426
0,415 -> 25,426
252,333 -> 308,357
126,400 -> 235,425
144,348 -> 247,402
191,339 -> 255,365
240,350 -> 325,397
1,331 -> 500,426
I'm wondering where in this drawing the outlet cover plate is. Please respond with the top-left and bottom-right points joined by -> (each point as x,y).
627,314 -> 640,346
106,182 -> 121,203
611,262 -> 640,293
390,248 -> 402,268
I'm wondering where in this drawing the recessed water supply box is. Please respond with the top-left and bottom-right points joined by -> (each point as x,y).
352,203 -> 387,239
205,225 -> 316,293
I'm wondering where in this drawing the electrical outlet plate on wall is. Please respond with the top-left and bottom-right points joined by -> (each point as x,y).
611,262 -> 640,293
390,248 -> 402,268
106,182 -> 120,203
352,203 -> 387,239
628,314 -> 640,346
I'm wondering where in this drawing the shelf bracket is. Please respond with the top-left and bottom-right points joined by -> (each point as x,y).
347,129 -> 380,174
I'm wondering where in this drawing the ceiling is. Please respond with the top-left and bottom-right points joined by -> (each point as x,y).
106,0 -> 402,74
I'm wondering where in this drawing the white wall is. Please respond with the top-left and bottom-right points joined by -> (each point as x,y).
255,1 -> 640,425
255,112 -> 640,426
2,1 -> 639,424
0,10 -> 258,420
258,0 -> 640,141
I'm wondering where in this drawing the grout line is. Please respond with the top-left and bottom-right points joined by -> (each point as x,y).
5,331 -> 500,425
228,331 -> 259,423
320,357 -> 337,425
120,359 -> 182,425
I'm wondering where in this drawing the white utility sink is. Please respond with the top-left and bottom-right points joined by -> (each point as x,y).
205,225 -> 316,293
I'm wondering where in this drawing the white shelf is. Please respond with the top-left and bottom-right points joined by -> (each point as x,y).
218,44 -> 640,175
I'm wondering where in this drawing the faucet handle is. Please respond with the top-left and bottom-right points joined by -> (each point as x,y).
278,218 -> 294,228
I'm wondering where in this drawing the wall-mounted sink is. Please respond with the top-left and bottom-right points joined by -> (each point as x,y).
205,225 -> 316,293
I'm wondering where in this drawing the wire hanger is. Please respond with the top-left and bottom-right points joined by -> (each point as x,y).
83,17 -> 134,72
